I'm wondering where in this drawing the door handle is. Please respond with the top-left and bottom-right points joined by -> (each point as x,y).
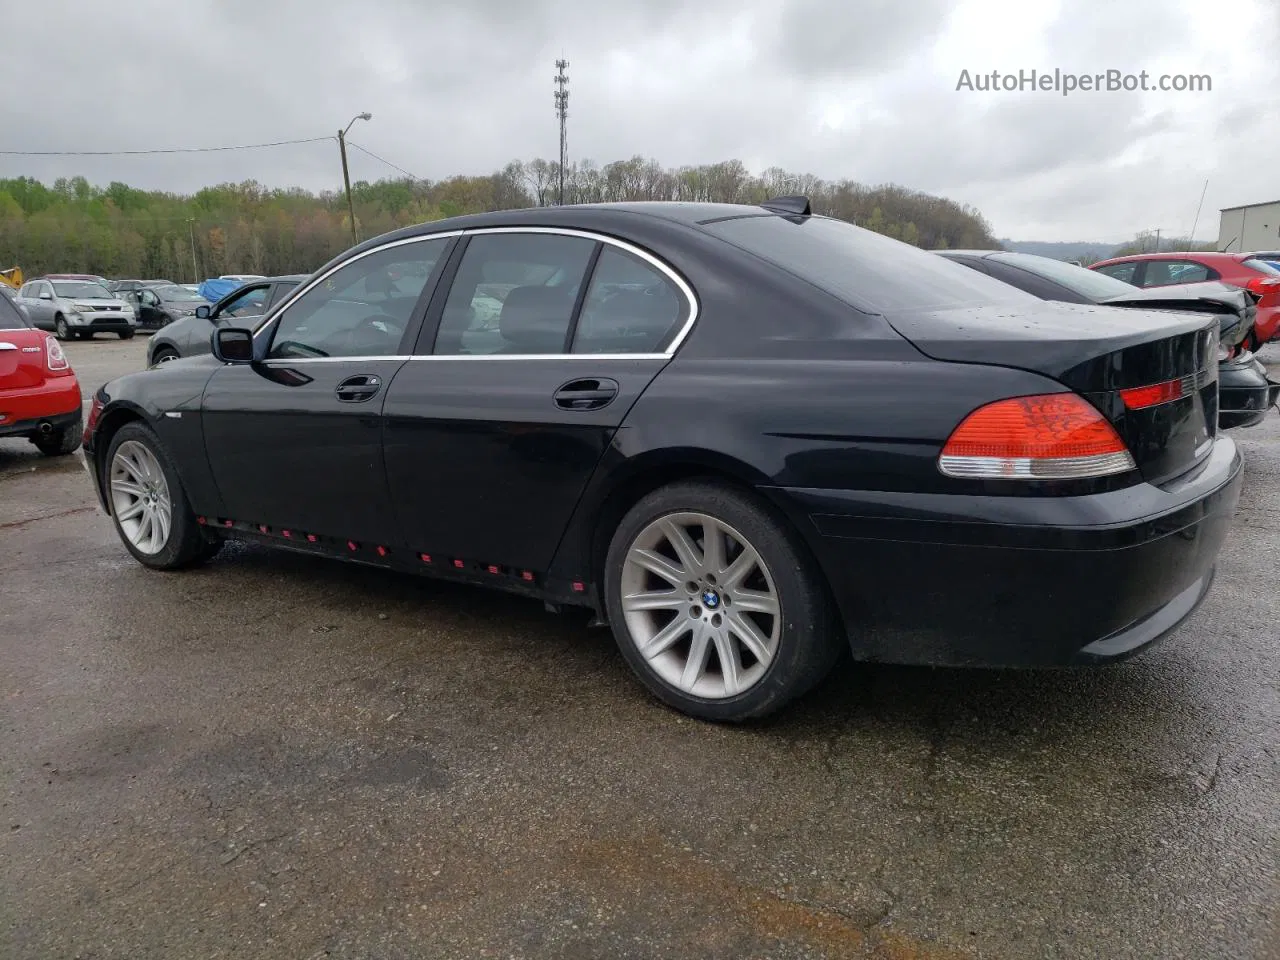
553,378 -> 620,411
335,374 -> 382,402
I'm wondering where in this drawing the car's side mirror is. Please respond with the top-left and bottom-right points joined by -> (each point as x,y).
212,327 -> 256,364
195,305 -> 210,319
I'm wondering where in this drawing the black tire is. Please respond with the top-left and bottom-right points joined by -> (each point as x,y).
75,331 -> 91,341
603,480 -> 842,722
32,411 -> 83,457
118,329 -> 135,340
151,346 -> 180,364
103,421 -> 221,570
54,315 -> 70,341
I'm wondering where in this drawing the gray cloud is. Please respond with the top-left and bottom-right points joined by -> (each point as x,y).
0,0 -> 1274,241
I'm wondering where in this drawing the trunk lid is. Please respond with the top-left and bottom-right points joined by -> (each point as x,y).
0,328 -> 48,391
885,300 -> 1219,486
1097,280 -> 1253,352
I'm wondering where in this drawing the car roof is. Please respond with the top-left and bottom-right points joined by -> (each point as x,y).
272,274 -> 307,282
1091,251 -> 1242,266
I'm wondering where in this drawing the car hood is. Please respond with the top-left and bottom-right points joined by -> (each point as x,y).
1097,281 -> 1253,348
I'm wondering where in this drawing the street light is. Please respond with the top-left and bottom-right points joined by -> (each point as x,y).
338,112 -> 373,245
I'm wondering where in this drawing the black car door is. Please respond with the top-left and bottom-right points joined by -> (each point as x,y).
136,288 -> 164,328
381,228 -> 693,578
200,235 -> 456,545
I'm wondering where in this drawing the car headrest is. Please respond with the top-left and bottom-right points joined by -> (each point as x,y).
499,285 -> 573,351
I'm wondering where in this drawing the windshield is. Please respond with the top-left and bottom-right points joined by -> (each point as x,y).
988,252 -> 1140,299
702,214 -> 1034,313
152,284 -> 205,301
51,281 -> 112,300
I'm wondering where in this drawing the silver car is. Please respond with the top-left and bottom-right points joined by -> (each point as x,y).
16,278 -> 137,340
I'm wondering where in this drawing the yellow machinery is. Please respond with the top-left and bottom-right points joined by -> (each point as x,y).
0,267 -> 22,290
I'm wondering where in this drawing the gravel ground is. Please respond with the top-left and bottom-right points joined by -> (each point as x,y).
2,336 -> 1277,960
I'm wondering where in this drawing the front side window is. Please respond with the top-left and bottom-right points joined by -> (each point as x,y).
220,285 -> 269,318
268,237 -> 450,360
572,247 -> 686,354
432,233 -> 595,355
1094,261 -> 1138,284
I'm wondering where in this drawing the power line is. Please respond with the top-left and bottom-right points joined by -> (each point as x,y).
0,136 -> 334,157
344,141 -> 427,182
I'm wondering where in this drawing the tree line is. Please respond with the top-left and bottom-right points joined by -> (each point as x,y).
0,157 -> 1000,281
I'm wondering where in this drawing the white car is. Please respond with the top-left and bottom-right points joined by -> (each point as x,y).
15,278 -> 137,340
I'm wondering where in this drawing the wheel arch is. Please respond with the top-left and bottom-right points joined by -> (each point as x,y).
91,402 -> 149,504
569,448 -> 843,631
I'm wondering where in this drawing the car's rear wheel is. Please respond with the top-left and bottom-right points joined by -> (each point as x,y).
604,481 -> 842,722
54,315 -> 70,340
32,412 -> 82,457
105,422 -> 220,570
118,329 -> 135,340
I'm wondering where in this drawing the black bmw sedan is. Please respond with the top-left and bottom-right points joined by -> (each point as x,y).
81,199 -> 1243,721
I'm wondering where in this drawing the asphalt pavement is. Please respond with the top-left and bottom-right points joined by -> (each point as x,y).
2,336 -> 1277,959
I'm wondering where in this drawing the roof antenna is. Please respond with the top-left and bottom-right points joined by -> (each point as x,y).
761,195 -> 811,216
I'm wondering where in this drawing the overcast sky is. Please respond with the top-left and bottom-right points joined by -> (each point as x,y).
2,0 -> 1277,241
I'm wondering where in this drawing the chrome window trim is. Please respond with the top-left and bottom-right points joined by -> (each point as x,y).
251,224 -> 700,363
252,231 -> 465,343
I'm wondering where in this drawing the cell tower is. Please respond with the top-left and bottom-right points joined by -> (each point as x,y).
554,58 -> 569,206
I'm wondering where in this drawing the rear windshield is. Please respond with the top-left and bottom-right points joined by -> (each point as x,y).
0,289 -> 28,329
702,215 -> 1036,313
1241,258 -> 1280,276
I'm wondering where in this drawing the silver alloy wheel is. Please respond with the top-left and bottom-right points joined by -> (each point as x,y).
109,440 -> 173,555
620,511 -> 781,700
156,350 -> 177,363
55,317 -> 69,340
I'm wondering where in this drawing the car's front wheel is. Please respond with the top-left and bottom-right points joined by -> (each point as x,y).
104,422 -> 221,569
151,345 -> 180,364
604,481 -> 842,722
54,315 -> 70,340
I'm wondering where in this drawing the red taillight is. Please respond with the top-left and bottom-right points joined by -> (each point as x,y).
1119,377 -> 1185,410
45,336 -> 68,371
939,393 -> 1135,480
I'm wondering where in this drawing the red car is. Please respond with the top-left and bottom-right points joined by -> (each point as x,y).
0,287 -> 82,456
1090,251 -> 1280,347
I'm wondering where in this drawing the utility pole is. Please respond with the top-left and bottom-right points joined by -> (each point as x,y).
186,218 -> 198,282
339,112 -> 372,245
1153,227 -> 1161,253
554,59 -> 569,205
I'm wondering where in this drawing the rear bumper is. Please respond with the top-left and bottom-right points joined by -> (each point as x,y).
0,378 -> 81,437
0,406 -> 81,440
1218,354 -> 1277,428
771,436 -> 1243,667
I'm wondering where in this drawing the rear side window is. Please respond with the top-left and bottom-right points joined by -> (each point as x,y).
432,233 -> 595,355
702,215 -> 1034,313
572,247 -> 685,354
1141,260 -> 1211,286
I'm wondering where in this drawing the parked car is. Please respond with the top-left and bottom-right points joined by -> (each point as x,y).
83,199 -> 1242,721
0,282 -> 30,324
147,275 -> 306,364
108,278 -> 174,295
15,277 -> 136,340
1089,252 -> 1280,348
937,250 -> 1279,428
128,283 -> 211,331
0,287 -> 82,455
